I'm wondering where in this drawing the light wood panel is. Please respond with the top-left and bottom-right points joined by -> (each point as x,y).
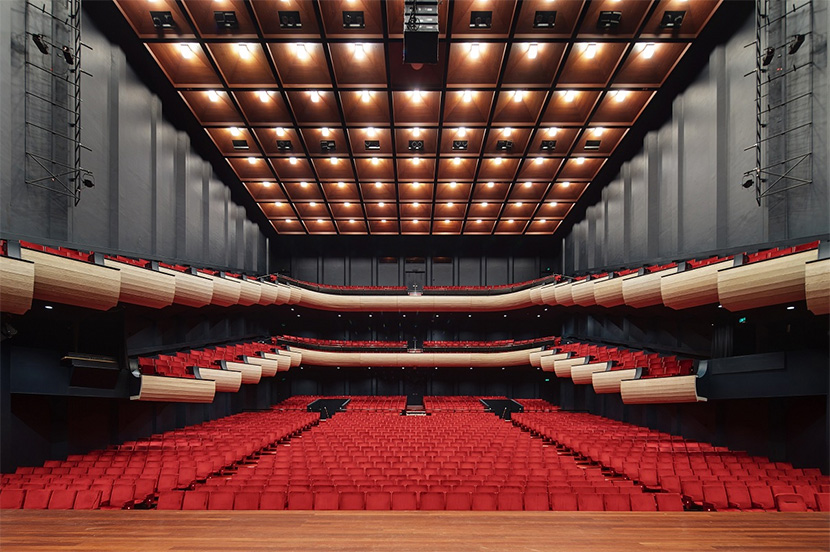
0,256 -> 34,314
805,258 -> 830,315
539,283 -> 557,305
130,375 -> 215,403
242,353 -> 280,378
660,260 -> 732,310
2,511 -> 828,552
237,278 -> 262,306
263,351 -> 291,372
258,281 -> 280,305
553,356 -> 589,378
594,274 -> 638,308
193,366 -> 243,393
291,287 -> 536,312
207,274 -> 242,307
621,375 -> 707,404
553,282 -> 575,306
220,360 -> 263,384
571,361 -> 612,385
20,249 -> 121,311
717,250 -> 817,312
290,347 -> 538,368
539,352 -> 570,372
529,350 -> 563,367
158,267 -> 214,307
570,280 -> 597,307
287,286 -> 302,304
592,368 -> 641,394
622,271 -> 666,308
274,284 -> 292,305
529,287 -> 543,305
286,350 -> 302,367
103,259 -> 176,309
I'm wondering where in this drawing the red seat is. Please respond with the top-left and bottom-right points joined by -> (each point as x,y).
524,491 -> 549,511
748,486 -> 776,510
654,493 -> 684,512
725,484 -> 753,510
365,491 -> 391,511
339,492 -> 365,510
313,491 -> 339,510
22,490 -> 51,509
391,491 -> 418,510
629,493 -> 657,512
260,491 -> 287,510
577,494 -> 604,511
471,492 -> 497,511
702,484 -> 729,510
182,491 -> 208,510
603,493 -> 630,511
793,485 -> 819,510
156,491 -> 184,510
71,489 -> 101,510
48,490 -> 77,509
816,493 -> 830,512
446,492 -> 472,511
420,492 -> 445,511
776,494 -> 807,512
233,492 -> 260,510
207,491 -> 235,510
550,493 -> 578,511
496,492 -> 523,511
0,490 -> 26,509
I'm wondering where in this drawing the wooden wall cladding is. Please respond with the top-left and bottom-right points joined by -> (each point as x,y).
529,350 -> 565,367
207,274 -> 242,306
193,366 -> 243,393
20,249 -> 121,311
570,361 -> 612,385
717,250 -> 817,312
263,351 -> 291,372
553,356 -> 589,378
290,287 -> 536,312
131,375 -> 215,403
258,281 -> 280,305
539,284 -> 557,305
660,260 -> 732,310
103,259 -> 176,309
592,368 -> 641,394
236,278 -> 262,306
529,287 -> 543,305
0,256 -> 34,315
553,282 -> 575,306
621,271 -> 666,308
805,258 -> 830,315
239,356 -> 277,378
570,280 -> 597,307
286,350 -> 302,367
157,267 -> 214,307
593,274 -> 637,308
620,375 -> 707,404
290,347 -> 539,368
220,360 -> 263,384
540,352 -> 570,372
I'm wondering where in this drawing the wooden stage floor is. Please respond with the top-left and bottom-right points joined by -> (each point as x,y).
1,511 -> 828,552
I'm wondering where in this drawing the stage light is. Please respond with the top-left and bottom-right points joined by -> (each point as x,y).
584,43 -> 597,59
207,90 -> 220,102
563,90 -> 576,102
309,90 -> 321,103
462,89 -> 473,103
762,47 -> 775,66
742,179 -> 754,189
789,34 -> 805,55
32,34 -> 49,55
642,43 -> 656,59
237,43 -> 252,59
528,43 -> 538,59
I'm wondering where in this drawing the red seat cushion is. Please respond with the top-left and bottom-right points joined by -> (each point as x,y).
655,493 -> 684,512
156,491 -> 184,510
0,490 -> 26,509
260,491 -> 287,510
233,492 -> 260,510
776,494 -> 807,512
365,492 -> 391,511
419,492 -> 445,511
629,494 -> 657,512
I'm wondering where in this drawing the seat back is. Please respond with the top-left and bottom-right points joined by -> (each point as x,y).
339,491 -> 365,510
776,493 -> 807,512
182,491 -> 209,510
0,490 -> 26,509
471,492 -> 497,511
655,493 -> 684,512
207,491 -> 235,510
23,489 -> 52,509
391,491 -> 418,510
365,491 -> 391,510
156,490 -> 185,510
524,491 -> 549,511
577,493 -> 604,511
748,485 -> 775,510
233,492 -> 261,510
550,493 -> 578,511
313,491 -> 339,510
419,492 -> 446,511
48,490 -> 78,509
603,493 -> 630,511
497,492 -> 523,511
261,491 -> 287,510
629,493 -> 656,511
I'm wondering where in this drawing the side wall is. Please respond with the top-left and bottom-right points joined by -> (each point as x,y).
562,5 -> 829,273
0,0 -> 268,273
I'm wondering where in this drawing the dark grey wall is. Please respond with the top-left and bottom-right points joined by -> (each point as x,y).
0,0 -> 268,273
562,9 -> 829,273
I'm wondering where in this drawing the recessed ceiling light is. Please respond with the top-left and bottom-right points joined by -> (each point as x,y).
349,219 -> 356,223
642,43 -> 656,59
207,90 -> 220,102
361,90 -> 371,102
513,90 -> 525,102
469,43 -> 481,58
229,126 -> 241,137
612,90 -> 627,103
289,156 -> 297,164
494,157 -> 503,164
413,202 -> 420,207
274,201 -> 283,207
481,202 -> 488,207
524,181 -> 532,187
381,219 -> 387,223
262,181 -> 271,187
547,127 -> 559,137
516,202 -> 523,207
476,219 -> 482,223
449,182 -> 457,188
539,219 -> 547,223
575,157 -> 585,164
412,219 -> 419,223
534,157 -> 544,164
237,43 -> 252,59
308,90 -> 322,103
337,182 -> 345,188
462,90 -> 473,102
550,201 -> 558,206
317,219 -> 324,223
375,182 -> 382,188
562,90 -> 576,102
584,43 -> 597,59
561,181 -> 570,188
330,156 -> 338,164
300,181 -> 308,187
457,127 -> 467,137
275,127 -> 286,136
593,127 -> 605,136
321,127 -> 331,137
378,201 -> 385,207
294,42 -> 309,60
453,157 -> 462,164
487,182 -> 494,188
371,157 -> 380,165
412,127 -> 422,137
507,219 -> 515,223
447,202 -> 454,207
503,127 -> 512,137
309,201 -> 317,207
367,127 -> 377,137
528,43 -> 538,59
412,157 -> 421,164
247,156 -> 257,164
444,219 -> 450,223
258,90 -> 270,102
410,89 -> 423,102
353,42 -> 366,60
179,43 -> 196,59
285,218 -> 291,223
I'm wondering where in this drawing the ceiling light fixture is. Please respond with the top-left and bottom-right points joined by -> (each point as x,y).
310,201 -> 317,206
476,219 -> 482,223
258,90 -> 270,102
179,43 -> 196,59
575,157 -> 585,164
503,127 -> 512,137
584,43 -> 597,59
550,201 -> 558,206
262,181 -> 271,187
516,202 -> 523,207
361,90 -> 371,102
524,181 -> 532,187
337,181 -> 345,188
321,127 -> 331,137
413,219 -> 419,224
285,218 -> 291,223
375,182 -> 382,188
528,43 -> 538,59
539,219 -> 547,224
444,219 -> 450,223
481,202 -> 488,207
642,43 -> 656,59
487,182 -> 494,188
237,43 -> 252,59
494,157 -> 503,164
378,201 -> 385,207
412,127 -> 422,137
344,201 -> 351,206
207,90 -> 220,102
469,43 -> 481,58
535,157 -> 544,164
353,42 -> 366,60
300,181 -> 308,187
229,126 -> 241,136
563,90 -> 576,102
309,90 -> 321,103
450,182 -> 457,188
447,202 -> 454,207
275,127 -> 286,137
462,89 -> 473,103
457,127 -> 467,138
294,42 -> 309,60
612,90 -> 627,103
367,127 -> 377,137
274,201 -> 283,207
453,157 -> 462,164
412,157 -> 421,164
371,157 -> 379,164
593,127 -> 605,136
381,219 -> 387,223
288,156 -> 298,164
513,90 -> 525,102
410,89 -> 423,102
561,181 -> 570,188
330,156 -> 339,164
247,156 -> 257,164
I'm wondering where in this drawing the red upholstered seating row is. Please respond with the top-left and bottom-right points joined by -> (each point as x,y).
548,340 -> 695,379
136,339 -> 278,378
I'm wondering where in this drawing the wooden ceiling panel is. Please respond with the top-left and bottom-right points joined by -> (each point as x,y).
528,126 -> 580,155
395,128 -> 439,156
440,127 -> 485,155
364,201 -> 398,219
182,0 -> 258,38
254,127 -> 301,156
542,90 -> 601,125
341,90 -> 392,125
400,220 -> 430,234
398,183 -> 434,202
355,157 -> 395,181
537,199 -> 575,218
591,90 -> 655,125
494,219 -> 529,234
245,182 -> 287,202
207,43 -> 277,87
526,220 -> 561,234
285,90 -> 341,124
614,42 -> 690,87
577,0 -> 655,39
271,219 -> 305,234
546,181 -> 589,201
435,183 -> 473,202
446,43 -> 506,87
360,183 -> 397,201
641,0 -> 722,39
574,127 -> 628,156
206,127 -> 256,156
396,158 -> 436,181
311,156 -> 355,180
335,219 -> 369,234
516,157 -> 563,181
269,43 -> 333,88
298,127 -> 348,156
484,127 -> 532,155
507,183 -> 548,202
471,182 -> 510,201
322,183 -> 362,202
304,218 -> 338,234
368,219 -> 400,234
258,200 -> 296,219
114,0 -> 195,39
467,201 -> 502,218
392,91 -> 442,126
514,0 -> 586,38
329,43 -> 387,87
319,0 -> 385,38
145,43 -> 221,87
284,182 -> 325,201
477,157 -> 521,181
250,0 -> 321,39
271,157 -> 316,181
463,219 -> 497,234
294,201 -> 330,218
432,219 -> 464,235
502,42 -> 566,87
443,90 -> 495,125
180,90 -> 244,125
450,0 -> 517,38
491,90 -> 547,125
559,157 -> 606,180
227,157 -> 272,180
234,91 -> 293,125
399,202 -> 433,219
557,42 -> 627,87
437,158 -> 478,181
348,127 -> 393,156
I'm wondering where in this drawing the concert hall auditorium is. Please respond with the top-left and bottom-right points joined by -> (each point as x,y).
0,0 -> 828,550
